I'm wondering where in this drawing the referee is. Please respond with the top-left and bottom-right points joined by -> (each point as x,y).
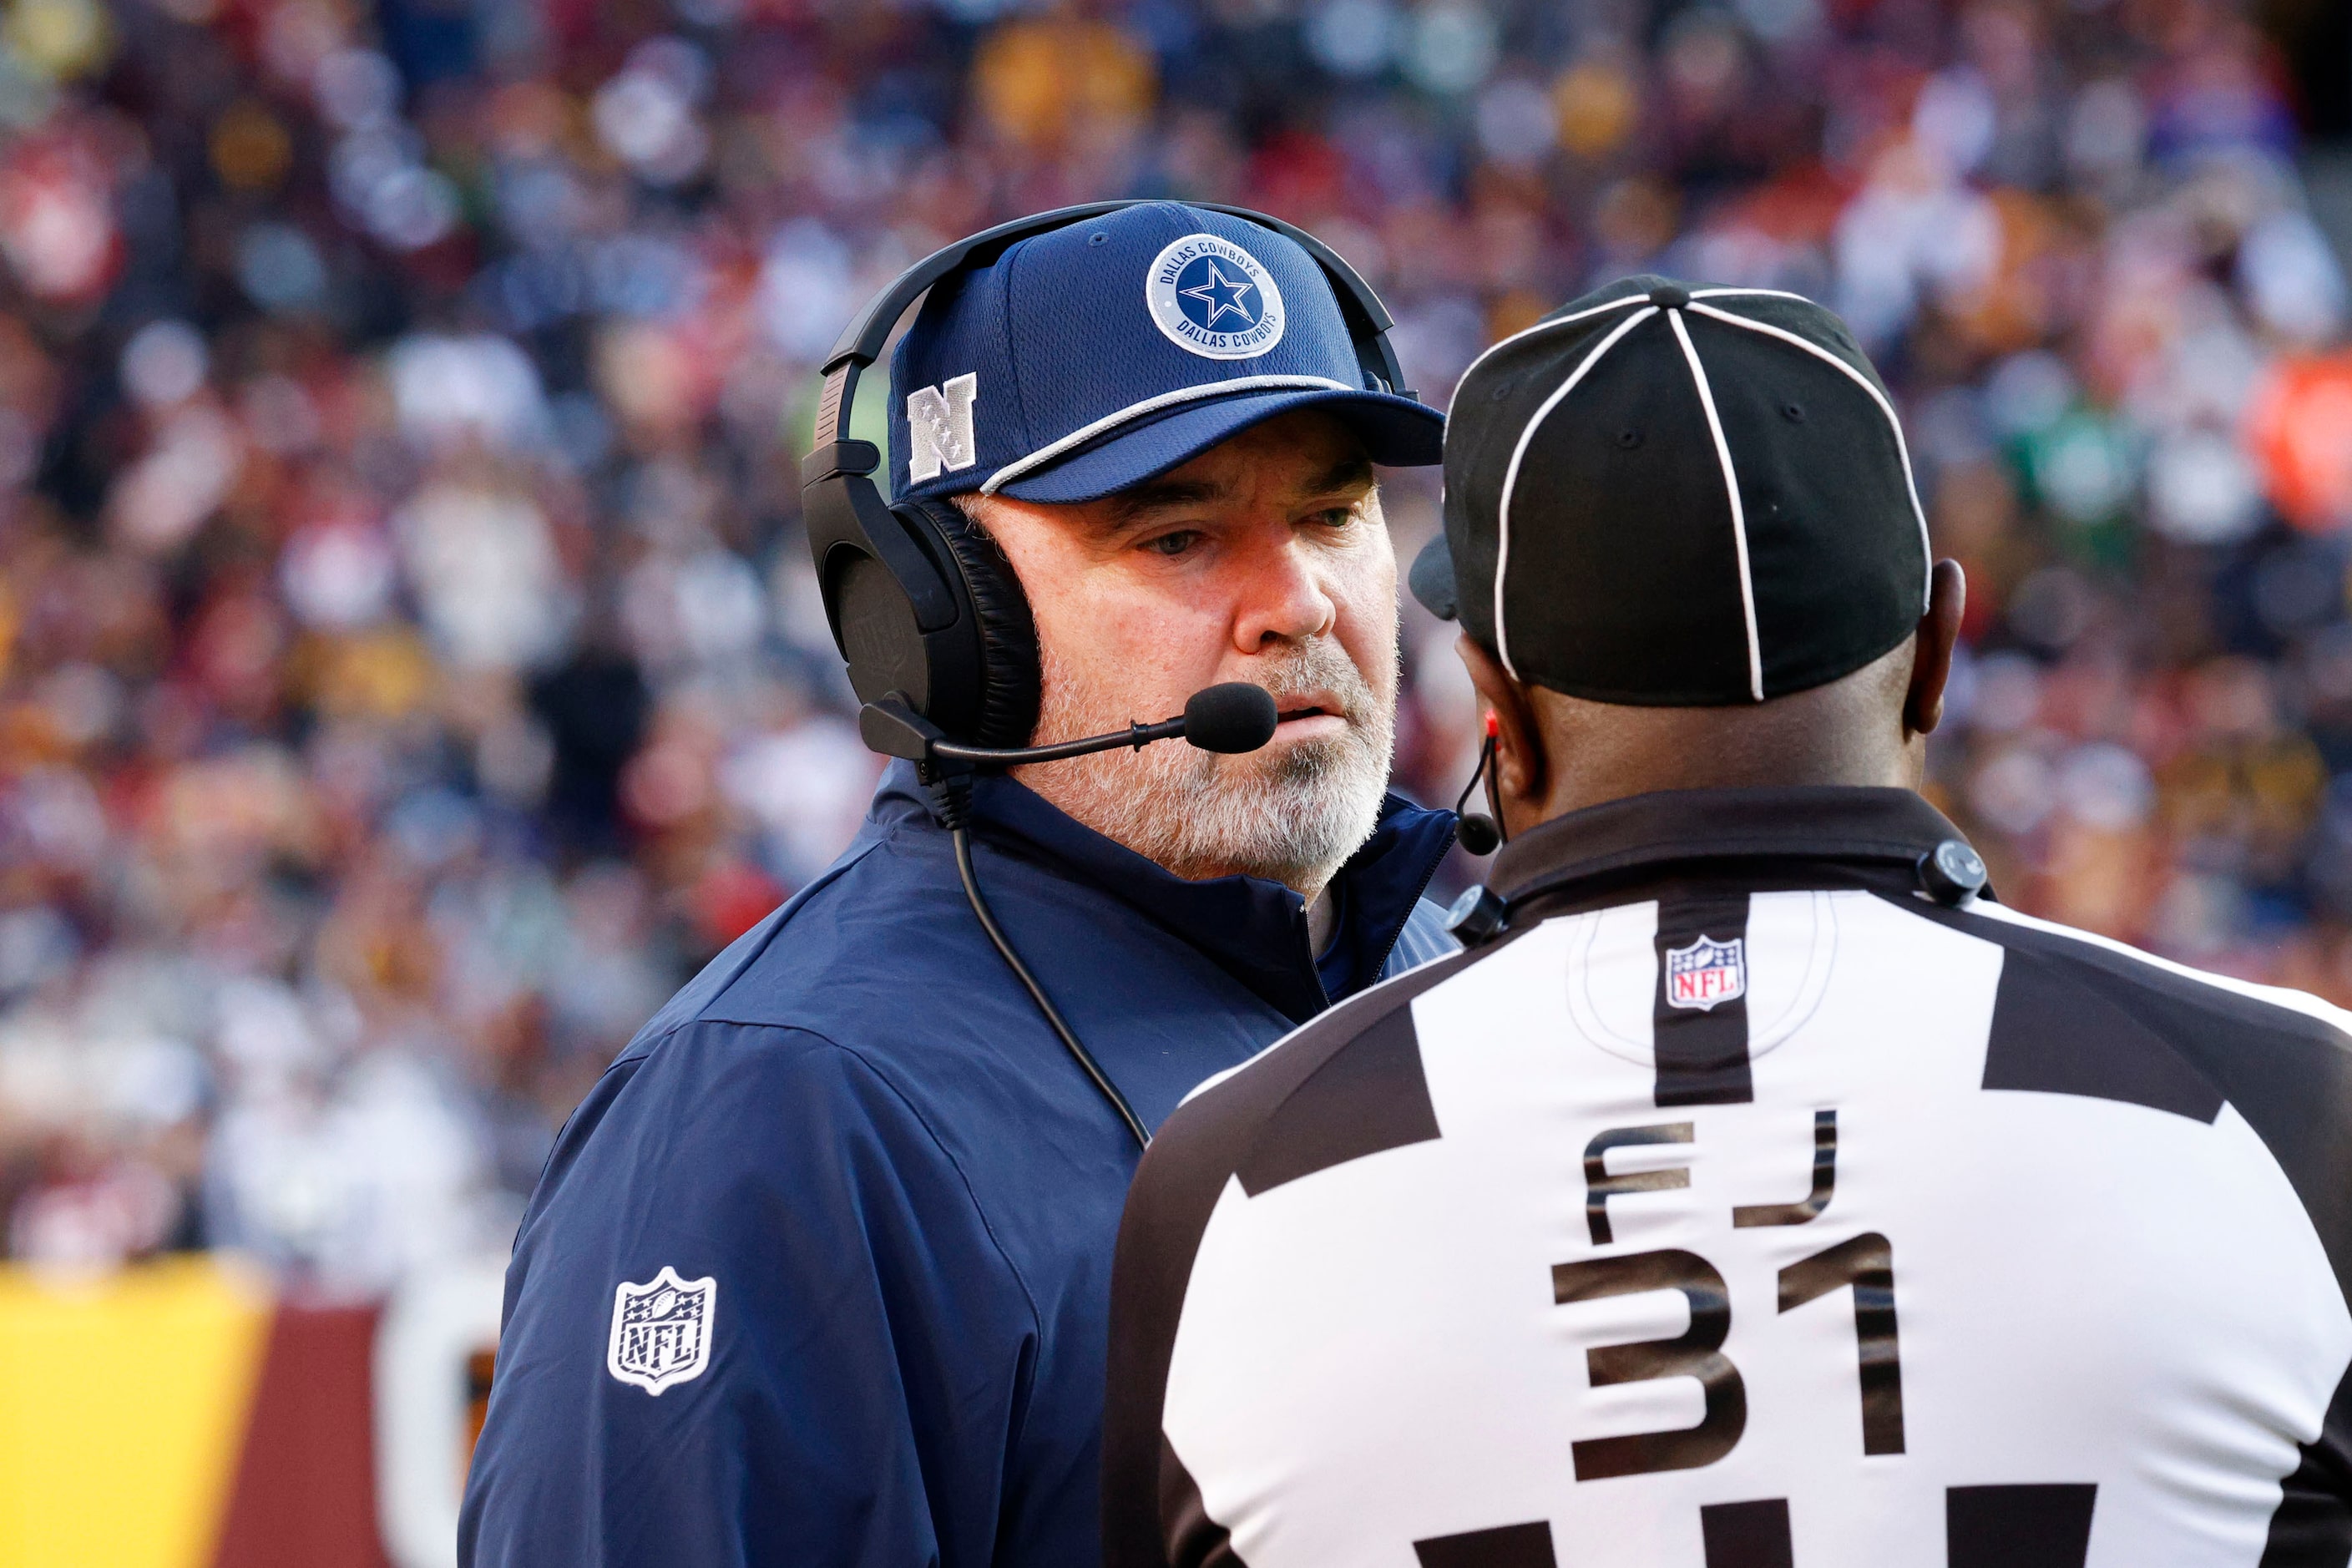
1102,277 -> 2352,1567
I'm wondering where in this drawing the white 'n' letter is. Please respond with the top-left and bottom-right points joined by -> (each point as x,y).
906,372 -> 979,483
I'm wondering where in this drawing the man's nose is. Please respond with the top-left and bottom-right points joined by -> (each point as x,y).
1231,534 -> 1338,652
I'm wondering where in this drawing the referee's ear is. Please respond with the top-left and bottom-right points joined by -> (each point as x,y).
1457,634 -> 1546,835
1903,559 -> 1968,742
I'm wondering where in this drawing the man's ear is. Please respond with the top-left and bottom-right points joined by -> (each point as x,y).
1904,559 -> 1967,739
1456,634 -> 1546,828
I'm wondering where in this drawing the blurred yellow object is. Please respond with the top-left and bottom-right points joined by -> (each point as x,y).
311,625 -> 441,720
3,0 -> 110,80
972,18 -> 1156,152
0,1257 -> 271,1568
1485,289 -> 1550,346
210,101 -> 294,195
1553,57 -> 1639,160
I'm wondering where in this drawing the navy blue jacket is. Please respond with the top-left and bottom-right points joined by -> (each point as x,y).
459,764 -> 1456,1567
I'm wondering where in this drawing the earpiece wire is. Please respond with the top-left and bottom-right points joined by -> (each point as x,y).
953,824 -> 1152,1153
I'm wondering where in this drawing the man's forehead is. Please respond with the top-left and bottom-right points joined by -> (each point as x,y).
1104,417 -> 1375,519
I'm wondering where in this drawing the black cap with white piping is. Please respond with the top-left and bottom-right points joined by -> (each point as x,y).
1411,276 -> 1931,706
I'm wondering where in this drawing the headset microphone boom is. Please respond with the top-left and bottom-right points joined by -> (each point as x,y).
856,680 -> 1279,767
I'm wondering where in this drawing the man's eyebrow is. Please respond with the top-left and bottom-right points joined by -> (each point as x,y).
1094,452 -> 1374,529
1305,453 -> 1377,495
1101,477 -> 1230,526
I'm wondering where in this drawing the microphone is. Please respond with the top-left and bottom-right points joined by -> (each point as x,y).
859,682 -> 1281,768
1451,711 -> 1503,855
1176,682 -> 1285,755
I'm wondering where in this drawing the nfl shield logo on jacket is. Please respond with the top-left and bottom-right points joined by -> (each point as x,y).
606,1267 -> 716,1394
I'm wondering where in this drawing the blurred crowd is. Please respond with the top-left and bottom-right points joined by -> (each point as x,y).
0,0 -> 2346,1284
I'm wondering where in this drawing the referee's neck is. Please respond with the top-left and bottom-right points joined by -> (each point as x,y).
1459,560 -> 1965,837
1525,651 -> 1923,821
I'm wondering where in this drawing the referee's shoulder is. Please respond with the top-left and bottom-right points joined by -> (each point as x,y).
1905,892 -> 2352,1044
1887,891 -> 2352,1195
1136,934 -> 1499,1201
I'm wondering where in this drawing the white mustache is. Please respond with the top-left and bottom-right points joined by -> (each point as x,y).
1246,645 -> 1378,726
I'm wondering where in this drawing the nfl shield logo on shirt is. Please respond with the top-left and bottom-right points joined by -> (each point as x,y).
607,1267 -> 717,1394
1665,935 -> 1747,1011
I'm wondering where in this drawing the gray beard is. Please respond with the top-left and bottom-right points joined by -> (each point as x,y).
1017,636 -> 1396,895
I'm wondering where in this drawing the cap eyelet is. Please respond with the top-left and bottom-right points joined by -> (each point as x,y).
1487,377 -> 1516,402
1086,231 -> 1109,246
1616,427 -> 1642,449
1781,402 -> 1806,422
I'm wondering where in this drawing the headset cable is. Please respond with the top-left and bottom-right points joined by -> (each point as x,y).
952,823 -> 1152,1153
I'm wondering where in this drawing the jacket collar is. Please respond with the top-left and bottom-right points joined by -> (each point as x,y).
1490,786 -> 1973,909
869,762 -> 1458,1024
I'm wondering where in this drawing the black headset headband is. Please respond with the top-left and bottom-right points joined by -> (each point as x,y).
802,200 -> 1413,477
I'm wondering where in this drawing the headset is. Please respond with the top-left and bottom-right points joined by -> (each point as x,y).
796,201 -> 1420,1152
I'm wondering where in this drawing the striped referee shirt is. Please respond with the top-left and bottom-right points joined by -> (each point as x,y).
1103,787 -> 2352,1568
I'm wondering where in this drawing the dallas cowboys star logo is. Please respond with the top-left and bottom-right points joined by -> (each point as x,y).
1146,233 -> 1287,359
1178,259 -> 1257,328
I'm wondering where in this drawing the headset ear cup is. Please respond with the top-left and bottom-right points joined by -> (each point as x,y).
901,498 -> 1042,750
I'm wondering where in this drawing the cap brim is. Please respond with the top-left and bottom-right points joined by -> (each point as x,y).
1409,532 -> 1458,620
993,387 -> 1444,504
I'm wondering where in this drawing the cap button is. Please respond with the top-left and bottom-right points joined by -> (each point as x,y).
1648,284 -> 1692,309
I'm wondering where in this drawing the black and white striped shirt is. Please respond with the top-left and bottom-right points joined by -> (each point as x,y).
1104,787 -> 2352,1568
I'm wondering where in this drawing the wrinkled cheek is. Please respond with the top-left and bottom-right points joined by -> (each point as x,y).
1038,638 -> 1149,736
1333,586 -> 1401,697
1038,594 -> 1211,716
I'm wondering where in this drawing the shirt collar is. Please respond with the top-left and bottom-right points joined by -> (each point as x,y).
870,762 -> 1458,1024
1490,785 -> 1975,909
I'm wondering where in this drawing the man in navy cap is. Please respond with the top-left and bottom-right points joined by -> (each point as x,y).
460,203 -> 1457,1566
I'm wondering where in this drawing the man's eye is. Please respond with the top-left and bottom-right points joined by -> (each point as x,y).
1142,531 -> 1201,558
1308,506 -> 1357,529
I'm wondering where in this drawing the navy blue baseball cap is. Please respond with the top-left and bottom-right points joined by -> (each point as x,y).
887,202 -> 1444,504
